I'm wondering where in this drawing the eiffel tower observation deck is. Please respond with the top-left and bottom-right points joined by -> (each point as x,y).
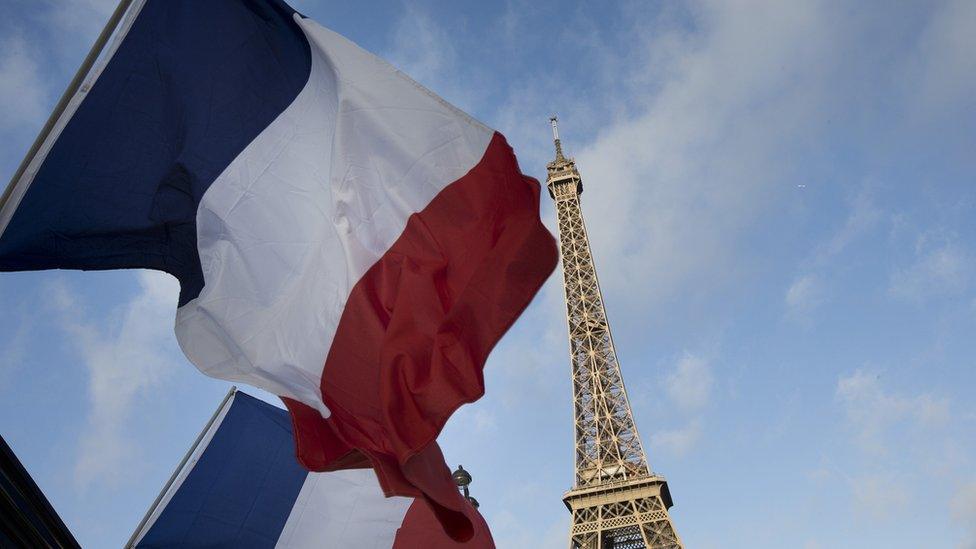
546,117 -> 683,549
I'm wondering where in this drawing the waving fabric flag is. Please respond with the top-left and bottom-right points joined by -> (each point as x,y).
0,0 -> 556,538
131,391 -> 493,548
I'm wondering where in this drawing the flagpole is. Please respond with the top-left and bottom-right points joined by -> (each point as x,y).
0,0 -> 134,215
124,386 -> 238,548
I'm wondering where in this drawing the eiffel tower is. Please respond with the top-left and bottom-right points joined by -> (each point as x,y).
546,117 -> 683,548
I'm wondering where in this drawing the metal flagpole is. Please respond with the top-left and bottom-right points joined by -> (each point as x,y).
0,0 -> 134,215
124,386 -> 238,548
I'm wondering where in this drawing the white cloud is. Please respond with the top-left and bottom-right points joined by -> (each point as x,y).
651,419 -> 703,458
903,0 -> 976,123
836,369 -> 950,455
0,307 -> 34,388
889,239 -> 972,301
665,353 -> 713,412
850,474 -> 910,521
650,353 -> 713,457
44,0 -> 118,50
558,0 -> 849,313
453,406 -> 497,435
384,7 -> 483,115
805,465 -> 832,484
952,481 -> 976,549
387,8 -> 454,85
787,185 -> 881,318
49,271 -> 182,487
0,34 -> 48,132
785,274 -> 823,317
0,0 -> 120,124
836,371 -> 975,534
817,187 -> 882,263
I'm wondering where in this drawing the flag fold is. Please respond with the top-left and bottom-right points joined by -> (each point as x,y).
0,0 -> 556,538
132,391 -> 494,548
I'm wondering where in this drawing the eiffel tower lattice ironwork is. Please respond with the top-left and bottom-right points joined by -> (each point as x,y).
546,117 -> 683,549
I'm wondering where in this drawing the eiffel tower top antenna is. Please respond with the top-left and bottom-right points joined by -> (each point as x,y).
550,115 -> 566,161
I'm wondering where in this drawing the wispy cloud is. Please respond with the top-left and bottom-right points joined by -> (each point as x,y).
951,480 -> 976,549
665,353 -> 714,412
850,474 -> 910,521
386,8 -> 454,83
44,0 -> 117,41
651,353 -> 713,457
567,0 -> 849,312
902,0 -> 976,124
0,301 -> 36,388
651,419 -> 703,459
786,186 -> 881,318
815,187 -> 883,264
384,6 -> 484,115
48,271 -> 182,488
889,236 -> 973,302
785,274 -> 824,318
835,370 -> 961,524
0,33 -> 48,132
1,0 -> 122,127
836,369 -> 949,456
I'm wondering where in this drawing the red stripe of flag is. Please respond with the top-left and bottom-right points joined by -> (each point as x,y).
283,132 -> 558,540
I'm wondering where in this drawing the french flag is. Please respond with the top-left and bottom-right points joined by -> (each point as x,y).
0,0 -> 556,539
130,391 -> 493,548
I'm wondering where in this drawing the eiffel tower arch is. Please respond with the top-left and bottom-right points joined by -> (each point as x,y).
546,117 -> 683,549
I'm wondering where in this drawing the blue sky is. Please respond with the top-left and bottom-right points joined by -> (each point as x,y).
1,0 -> 975,547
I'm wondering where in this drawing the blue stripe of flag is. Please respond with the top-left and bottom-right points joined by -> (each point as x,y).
137,393 -> 308,548
0,0 -> 310,306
